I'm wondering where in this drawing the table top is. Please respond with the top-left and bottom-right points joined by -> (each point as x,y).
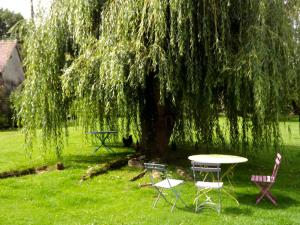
188,154 -> 248,164
88,131 -> 118,135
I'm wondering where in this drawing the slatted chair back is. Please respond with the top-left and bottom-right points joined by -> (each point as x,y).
144,163 -> 167,185
191,161 -> 221,183
271,153 -> 282,180
144,162 -> 166,172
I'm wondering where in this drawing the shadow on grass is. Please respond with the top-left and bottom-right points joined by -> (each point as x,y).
223,206 -> 253,216
173,203 -> 199,214
62,151 -> 134,169
176,202 -> 253,216
0,128 -> 19,133
237,193 -> 299,209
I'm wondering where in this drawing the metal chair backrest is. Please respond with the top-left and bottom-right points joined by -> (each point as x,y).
271,153 -> 282,180
144,163 -> 166,172
191,161 -> 221,182
144,162 -> 167,185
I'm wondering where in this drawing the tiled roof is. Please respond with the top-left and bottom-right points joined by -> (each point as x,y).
0,40 -> 17,73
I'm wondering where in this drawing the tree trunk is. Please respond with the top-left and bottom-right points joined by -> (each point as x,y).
30,0 -> 35,22
140,72 -> 176,159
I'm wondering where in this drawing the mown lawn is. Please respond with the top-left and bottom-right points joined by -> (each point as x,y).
0,121 -> 299,225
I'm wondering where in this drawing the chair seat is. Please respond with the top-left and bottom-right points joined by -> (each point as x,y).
196,181 -> 223,189
251,175 -> 275,183
154,178 -> 184,189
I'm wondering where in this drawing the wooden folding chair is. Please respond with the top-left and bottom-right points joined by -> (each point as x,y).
144,163 -> 186,212
251,153 -> 282,205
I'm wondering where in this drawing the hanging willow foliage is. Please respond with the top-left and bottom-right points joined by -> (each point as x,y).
14,0 -> 300,157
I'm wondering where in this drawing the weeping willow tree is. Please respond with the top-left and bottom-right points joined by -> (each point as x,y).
15,0 -> 300,158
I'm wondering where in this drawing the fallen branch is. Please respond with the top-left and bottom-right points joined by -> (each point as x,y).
0,168 -> 36,178
80,153 -> 140,182
0,163 -> 64,179
129,169 -> 147,181
138,183 -> 152,188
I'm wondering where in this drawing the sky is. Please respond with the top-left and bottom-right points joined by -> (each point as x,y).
0,0 -> 52,19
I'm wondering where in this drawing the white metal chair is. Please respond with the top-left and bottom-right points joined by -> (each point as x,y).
191,161 -> 223,213
144,162 -> 186,212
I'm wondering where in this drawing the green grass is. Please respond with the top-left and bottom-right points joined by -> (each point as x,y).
0,123 -> 300,225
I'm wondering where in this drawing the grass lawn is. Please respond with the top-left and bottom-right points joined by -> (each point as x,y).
0,121 -> 300,225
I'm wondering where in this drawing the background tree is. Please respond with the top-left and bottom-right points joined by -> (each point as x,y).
290,11 -> 300,119
0,8 -> 23,39
15,0 -> 300,158
30,0 -> 34,21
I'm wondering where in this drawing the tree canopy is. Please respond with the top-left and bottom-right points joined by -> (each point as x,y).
0,8 -> 23,39
15,0 -> 300,158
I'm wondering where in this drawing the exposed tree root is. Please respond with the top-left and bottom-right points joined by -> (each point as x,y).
80,153 -> 140,182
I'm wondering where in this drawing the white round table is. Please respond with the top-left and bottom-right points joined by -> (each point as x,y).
188,154 -> 248,164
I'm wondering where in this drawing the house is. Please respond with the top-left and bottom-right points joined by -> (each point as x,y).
0,40 -> 24,128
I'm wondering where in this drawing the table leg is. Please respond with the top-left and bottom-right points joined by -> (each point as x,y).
221,164 -> 240,205
93,134 -> 105,153
222,188 -> 240,205
94,133 -> 115,153
94,144 -> 103,153
221,164 -> 236,182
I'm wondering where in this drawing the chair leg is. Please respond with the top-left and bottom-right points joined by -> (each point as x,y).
172,188 -> 187,207
218,188 -> 221,213
171,195 -> 179,212
153,187 -> 174,209
265,191 -> 277,205
153,191 -> 161,208
254,182 -> 276,205
197,188 -> 222,213
195,196 -> 199,212
195,188 -> 221,213
256,192 -> 264,204
254,182 -> 265,204
265,190 -> 277,201
256,190 -> 270,204
195,190 -> 200,212
170,187 -> 187,212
